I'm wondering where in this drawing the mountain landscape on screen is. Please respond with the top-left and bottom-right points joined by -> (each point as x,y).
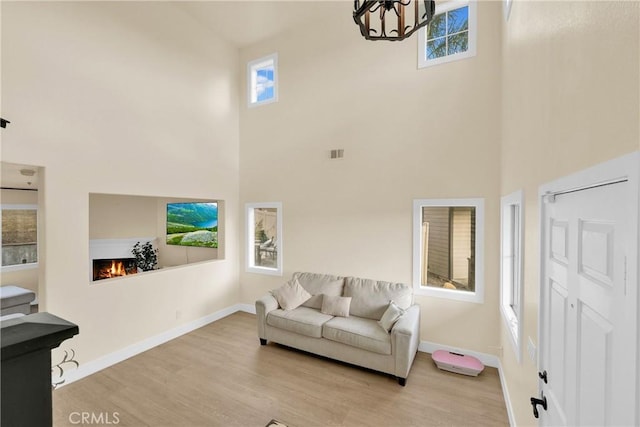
166,202 -> 218,248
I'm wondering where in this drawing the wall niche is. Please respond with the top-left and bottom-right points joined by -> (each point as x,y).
89,193 -> 223,282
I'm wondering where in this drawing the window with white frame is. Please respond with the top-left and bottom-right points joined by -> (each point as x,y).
500,190 -> 524,361
418,0 -> 477,68
412,198 -> 484,303
247,53 -> 278,107
246,202 -> 282,276
1,204 -> 38,270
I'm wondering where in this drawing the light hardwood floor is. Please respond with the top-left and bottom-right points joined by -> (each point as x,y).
53,312 -> 509,427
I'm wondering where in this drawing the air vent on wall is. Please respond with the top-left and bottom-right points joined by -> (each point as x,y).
330,149 -> 344,159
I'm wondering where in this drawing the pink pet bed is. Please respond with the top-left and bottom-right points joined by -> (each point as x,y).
432,350 -> 485,377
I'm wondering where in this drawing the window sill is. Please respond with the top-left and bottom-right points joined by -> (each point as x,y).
246,266 -> 282,277
500,305 -> 521,362
1,262 -> 39,273
414,285 -> 483,304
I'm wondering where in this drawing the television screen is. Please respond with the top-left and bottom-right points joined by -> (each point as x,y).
166,202 -> 218,248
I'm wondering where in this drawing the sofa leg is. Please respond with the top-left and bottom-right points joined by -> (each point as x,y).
398,377 -> 407,386
259,338 -> 267,346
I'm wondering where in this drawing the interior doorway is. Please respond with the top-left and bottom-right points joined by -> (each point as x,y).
1,161 -> 43,312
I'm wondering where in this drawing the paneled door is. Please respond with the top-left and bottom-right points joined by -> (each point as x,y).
538,156 -> 639,426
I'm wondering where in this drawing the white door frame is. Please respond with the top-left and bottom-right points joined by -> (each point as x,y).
537,151 -> 639,425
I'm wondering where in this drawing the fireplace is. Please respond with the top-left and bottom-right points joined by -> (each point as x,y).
92,258 -> 137,281
89,237 -> 156,283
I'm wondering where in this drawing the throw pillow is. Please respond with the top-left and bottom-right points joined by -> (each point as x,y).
321,294 -> 352,317
378,301 -> 405,332
301,279 -> 344,309
271,278 -> 312,311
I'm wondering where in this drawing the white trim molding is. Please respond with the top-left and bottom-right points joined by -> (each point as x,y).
245,202 -> 283,276
412,198 -> 485,303
418,341 -> 514,425
417,0 -> 477,69
500,190 -> 524,363
247,53 -> 278,107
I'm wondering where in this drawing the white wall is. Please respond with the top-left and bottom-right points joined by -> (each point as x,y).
500,2 -> 639,425
1,2 -> 240,365
239,3 -> 503,355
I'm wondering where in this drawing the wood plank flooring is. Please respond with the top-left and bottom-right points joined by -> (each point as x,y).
53,312 -> 509,426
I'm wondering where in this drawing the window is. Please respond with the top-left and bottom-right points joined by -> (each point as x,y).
413,198 -> 484,303
1,204 -> 38,270
248,53 -> 278,107
418,0 -> 477,68
500,190 -> 523,361
246,202 -> 282,276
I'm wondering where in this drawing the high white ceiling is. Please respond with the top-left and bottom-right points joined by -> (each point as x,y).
176,1 -> 349,48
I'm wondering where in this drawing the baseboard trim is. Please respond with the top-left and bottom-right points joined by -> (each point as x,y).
418,340 -> 499,368
237,303 -> 256,314
60,303 -> 247,387
418,341 -> 513,425
497,359 -> 516,427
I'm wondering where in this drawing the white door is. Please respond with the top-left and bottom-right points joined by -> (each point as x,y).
539,178 -> 638,426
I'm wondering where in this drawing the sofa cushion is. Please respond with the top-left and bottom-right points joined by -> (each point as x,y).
321,295 -> 351,317
378,301 -> 406,332
322,316 -> 391,355
0,286 -> 36,309
267,307 -> 334,338
343,277 -> 413,320
293,272 -> 344,310
271,278 -> 312,311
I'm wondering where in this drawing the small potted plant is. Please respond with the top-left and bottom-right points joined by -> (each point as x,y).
131,241 -> 158,272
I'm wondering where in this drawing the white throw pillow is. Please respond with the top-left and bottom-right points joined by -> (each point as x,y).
301,279 -> 344,309
378,301 -> 406,332
321,294 -> 352,317
271,278 -> 312,311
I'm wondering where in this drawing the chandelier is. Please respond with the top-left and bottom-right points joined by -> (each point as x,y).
353,0 -> 436,41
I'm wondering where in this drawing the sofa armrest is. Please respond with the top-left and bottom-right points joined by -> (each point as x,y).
255,293 -> 278,340
391,304 -> 421,379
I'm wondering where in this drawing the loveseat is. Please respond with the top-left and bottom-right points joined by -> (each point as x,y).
255,272 -> 420,385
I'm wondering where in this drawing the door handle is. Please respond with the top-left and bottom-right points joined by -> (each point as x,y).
530,392 -> 547,419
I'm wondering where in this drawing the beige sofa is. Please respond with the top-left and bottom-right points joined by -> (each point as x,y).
255,272 -> 421,386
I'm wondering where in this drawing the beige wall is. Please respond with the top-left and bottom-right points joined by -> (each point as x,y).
89,193 -> 157,240
0,188 -> 39,294
500,1 -> 640,425
239,3 -> 503,354
1,2 -> 240,365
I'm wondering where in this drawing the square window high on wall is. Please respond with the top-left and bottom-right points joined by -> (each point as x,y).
248,53 -> 278,107
418,0 -> 477,68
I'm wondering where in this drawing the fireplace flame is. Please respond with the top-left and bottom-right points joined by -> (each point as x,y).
93,258 -> 137,281
109,260 -> 126,277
